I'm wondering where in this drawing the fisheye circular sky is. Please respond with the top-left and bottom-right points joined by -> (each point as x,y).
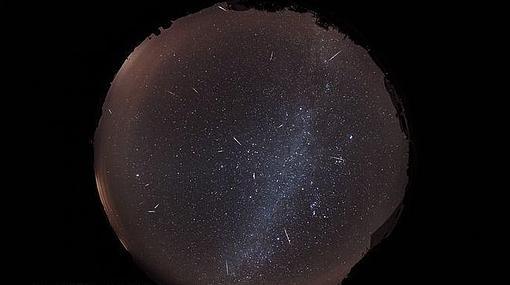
94,3 -> 408,285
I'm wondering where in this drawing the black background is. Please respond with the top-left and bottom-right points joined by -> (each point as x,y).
7,0 -> 479,284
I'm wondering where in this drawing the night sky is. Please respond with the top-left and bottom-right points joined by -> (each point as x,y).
94,3 -> 408,285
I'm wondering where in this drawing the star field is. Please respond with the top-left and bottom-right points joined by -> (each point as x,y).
95,4 -> 408,285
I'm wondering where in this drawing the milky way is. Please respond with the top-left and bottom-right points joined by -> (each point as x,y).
94,3 -> 409,285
